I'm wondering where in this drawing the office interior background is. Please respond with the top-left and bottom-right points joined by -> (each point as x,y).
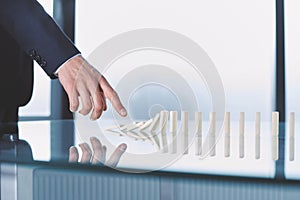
4,0 -> 300,199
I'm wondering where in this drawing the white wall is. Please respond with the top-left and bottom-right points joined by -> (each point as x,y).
75,0 -> 276,177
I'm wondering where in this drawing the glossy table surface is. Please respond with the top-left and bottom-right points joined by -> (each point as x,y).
1,119 -> 300,200
0,118 -> 298,180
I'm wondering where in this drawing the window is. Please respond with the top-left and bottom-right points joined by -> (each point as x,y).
75,0 -> 276,177
284,0 -> 300,180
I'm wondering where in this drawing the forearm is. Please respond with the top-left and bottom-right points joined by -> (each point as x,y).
0,0 -> 80,77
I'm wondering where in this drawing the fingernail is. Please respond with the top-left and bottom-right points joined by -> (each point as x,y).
69,146 -> 76,151
119,144 -> 127,151
90,137 -> 98,143
83,143 -> 90,148
120,108 -> 127,116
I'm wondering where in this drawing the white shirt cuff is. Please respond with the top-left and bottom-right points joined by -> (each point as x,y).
54,53 -> 81,77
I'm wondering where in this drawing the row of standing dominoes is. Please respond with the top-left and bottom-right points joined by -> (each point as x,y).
105,111 -> 296,161
222,112 -> 278,160
170,111 -> 279,160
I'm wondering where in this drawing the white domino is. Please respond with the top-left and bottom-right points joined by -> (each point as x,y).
106,123 -> 141,139
224,112 -> 230,157
139,118 -> 153,131
289,112 -> 295,161
105,125 -> 126,136
181,111 -> 189,155
195,112 -> 202,156
170,111 -> 178,154
159,111 -> 169,153
137,119 -> 155,142
272,111 -> 279,161
125,122 -> 146,140
149,113 -> 161,149
209,112 -> 216,157
255,112 -> 261,159
239,112 -> 245,158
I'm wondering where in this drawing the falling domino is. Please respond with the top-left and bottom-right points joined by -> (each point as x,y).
170,111 -> 178,154
255,112 -> 261,159
272,112 -> 279,161
119,122 -> 145,140
126,122 -> 146,140
239,112 -> 245,158
195,112 -> 202,156
181,111 -> 189,155
148,113 -> 161,149
289,112 -> 295,161
139,118 -> 153,131
149,113 -> 160,132
136,119 -> 155,142
131,121 -> 151,141
138,115 -> 160,146
105,123 -> 139,138
224,112 -> 230,157
105,125 -> 126,136
209,112 -> 216,157
159,111 -> 169,153
126,121 -> 145,131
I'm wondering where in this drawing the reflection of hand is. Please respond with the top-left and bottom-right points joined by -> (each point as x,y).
69,137 -> 127,168
58,55 -> 127,120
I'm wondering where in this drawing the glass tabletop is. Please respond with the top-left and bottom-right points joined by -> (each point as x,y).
2,117 -> 300,200
0,117 -> 297,181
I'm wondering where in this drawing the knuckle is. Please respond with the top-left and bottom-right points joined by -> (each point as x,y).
111,90 -> 118,97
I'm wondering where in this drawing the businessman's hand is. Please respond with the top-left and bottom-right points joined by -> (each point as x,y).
58,55 -> 127,120
69,137 -> 127,168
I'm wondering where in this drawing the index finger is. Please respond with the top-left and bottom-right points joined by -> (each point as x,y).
106,143 -> 127,168
99,76 -> 127,117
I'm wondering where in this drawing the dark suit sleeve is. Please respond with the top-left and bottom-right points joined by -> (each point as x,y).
0,0 -> 80,78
